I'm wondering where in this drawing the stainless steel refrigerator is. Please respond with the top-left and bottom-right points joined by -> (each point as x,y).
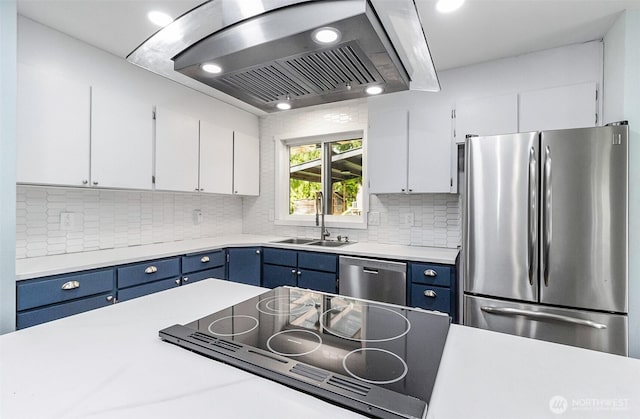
463,123 -> 628,356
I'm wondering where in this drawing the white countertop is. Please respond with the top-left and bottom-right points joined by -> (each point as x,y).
15,234 -> 460,280
2,280 -> 638,419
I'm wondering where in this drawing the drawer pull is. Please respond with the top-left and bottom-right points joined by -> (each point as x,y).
183,277 -> 189,283
424,290 -> 437,298
291,269 -> 296,274
106,295 -> 115,303
424,269 -> 438,277
144,266 -> 158,274
175,279 -> 181,285
61,280 -> 80,290
200,256 -> 210,263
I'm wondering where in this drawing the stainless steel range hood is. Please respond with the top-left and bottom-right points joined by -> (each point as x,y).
127,0 -> 439,113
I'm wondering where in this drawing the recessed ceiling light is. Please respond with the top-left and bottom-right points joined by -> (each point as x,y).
276,102 -> 292,111
201,63 -> 222,74
147,11 -> 173,27
312,27 -> 341,45
436,0 -> 465,13
365,86 -> 383,95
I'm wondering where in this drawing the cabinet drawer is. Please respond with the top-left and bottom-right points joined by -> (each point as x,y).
182,267 -> 226,284
298,252 -> 337,273
263,264 -> 297,288
17,293 -> 114,329
263,248 -> 297,267
298,269 -> 337,294
410,263 -> 452,287
117,257 -> 180,289
182,250 -> 225,274
17,269 -> 114,311
117,277 -> 181,302
410,284 -> 451,314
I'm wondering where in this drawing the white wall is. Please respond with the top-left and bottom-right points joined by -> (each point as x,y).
0,0 -> 17,333
15,17 -> 256,258
243,42 -> 603,248
603,15 -> 626,124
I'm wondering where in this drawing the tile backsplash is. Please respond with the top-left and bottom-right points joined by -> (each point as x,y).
16,186 -> 243,259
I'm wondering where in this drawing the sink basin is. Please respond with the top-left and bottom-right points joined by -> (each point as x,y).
272,238 -> 317,245
306,240 -> 353,248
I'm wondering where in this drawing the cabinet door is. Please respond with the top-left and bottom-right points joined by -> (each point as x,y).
368,108 -> 408,193
227,248 -> 261,286
408,105 -> 452,193
454,94 -> 518,143
17,64 -> 90,186
199,120 -> 233,194
155,107 -> 199,192
263,264 -> 297,288
232,131 -> 260,196
519,82 -> 597,132
91,88 -> 153,189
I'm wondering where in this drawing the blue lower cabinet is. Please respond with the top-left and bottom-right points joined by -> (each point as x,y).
17,293 -> 114,329
182,267 -> 226,284
298,252 -> 337,273
410,284 -> 452,314
117,277 -> 181,302
182,250 -> 225,274
298,269 -> 337,294
227,247 -> 262,286
263,264 -> 297,288
117,257 -> 180,289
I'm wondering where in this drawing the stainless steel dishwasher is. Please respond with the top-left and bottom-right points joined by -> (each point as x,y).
338,256 -> 407,305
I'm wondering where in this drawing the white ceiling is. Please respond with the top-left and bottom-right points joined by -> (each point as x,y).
16,0 -> 640,95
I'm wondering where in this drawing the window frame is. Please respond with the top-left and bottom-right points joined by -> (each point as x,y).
274,129 -> 368,229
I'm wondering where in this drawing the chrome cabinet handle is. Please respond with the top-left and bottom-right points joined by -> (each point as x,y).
542,145 -> 552,287
480,306 -> 607,329
256,250 -> 261,255
423,290 -> 437,298
297,271 -> 302,276
424,269 -> 437,277
527,146 -> 538,286
182,277 -> 189,283
144,266 -> 158,274
291,269 -> 296,274
92,181 -> 98,186
82,180 -> 88,185
61,280 -> 80,290
106,295 -> 115,303
175,279 -> 181,285
200,256 -> 210,263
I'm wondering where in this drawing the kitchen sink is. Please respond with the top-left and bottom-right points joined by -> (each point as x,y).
305,240 -> 352,248
272,238 -> 317,245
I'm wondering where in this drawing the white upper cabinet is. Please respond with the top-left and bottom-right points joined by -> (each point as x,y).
368,107 -> 409,194
232,131 -> 260,196
199,120 -> 233,194
17,64 -> 90,186
91,88 -> 153,189
368,98 -> 454,194
454,94 -> 519,143
155,107 -> 200,192
408,105 -> 453,193
519,82 -> 597,132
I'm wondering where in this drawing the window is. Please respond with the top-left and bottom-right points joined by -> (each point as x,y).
276,130 -> 366,228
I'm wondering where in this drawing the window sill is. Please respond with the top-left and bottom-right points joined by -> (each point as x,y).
274,216 -> 368,230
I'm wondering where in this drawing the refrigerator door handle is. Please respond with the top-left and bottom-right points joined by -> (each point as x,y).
527,147 -> 538,286
480,306 -> 607,329
542,145 -> 552,287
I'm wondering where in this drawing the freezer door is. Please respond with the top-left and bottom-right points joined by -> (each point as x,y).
464,295 -> 628,356
540,126 -> 628,313
464,132 -> 539,302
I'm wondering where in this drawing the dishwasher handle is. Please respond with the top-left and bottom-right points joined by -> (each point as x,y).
362,267 -> 379,274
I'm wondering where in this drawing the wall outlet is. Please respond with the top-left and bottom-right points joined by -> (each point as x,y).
368,211 -> 380,226
401,212 -> 414,227
59,212 -> 77,231
193,209 -> 203,225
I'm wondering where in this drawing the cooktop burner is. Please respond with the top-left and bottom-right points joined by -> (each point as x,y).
160,287 -> 450,419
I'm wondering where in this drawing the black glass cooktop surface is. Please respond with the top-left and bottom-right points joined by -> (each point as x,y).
160,287 -> 450,419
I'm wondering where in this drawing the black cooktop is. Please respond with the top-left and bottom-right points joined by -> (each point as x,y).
160,287 -> 450,419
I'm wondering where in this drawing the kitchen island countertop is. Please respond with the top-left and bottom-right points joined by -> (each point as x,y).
1,279 -> 638,419
16,234 -> 460,280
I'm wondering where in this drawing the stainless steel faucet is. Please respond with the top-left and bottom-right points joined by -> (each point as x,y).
315,192 -> 330,241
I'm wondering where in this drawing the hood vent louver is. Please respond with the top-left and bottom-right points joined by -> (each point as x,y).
127,0 -> 440,113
